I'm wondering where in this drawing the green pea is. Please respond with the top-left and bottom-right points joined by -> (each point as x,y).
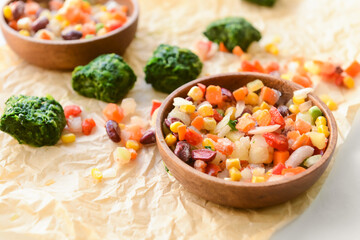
308,106 -> 322,121
85,34 -> 95,39
96,23 -> 104,32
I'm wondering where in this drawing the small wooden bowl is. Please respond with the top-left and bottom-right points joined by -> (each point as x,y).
156,73 -> 337,208
0,0 -> 139,70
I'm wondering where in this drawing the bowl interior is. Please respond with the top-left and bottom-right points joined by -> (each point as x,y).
156,72 -> 338,187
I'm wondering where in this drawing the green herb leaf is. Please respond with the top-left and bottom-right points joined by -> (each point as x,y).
228,119 -> 238,131
204,146 -> 213,150
216,108 -> 225,117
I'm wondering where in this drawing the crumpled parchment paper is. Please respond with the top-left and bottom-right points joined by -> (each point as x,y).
0,0 -> 359,239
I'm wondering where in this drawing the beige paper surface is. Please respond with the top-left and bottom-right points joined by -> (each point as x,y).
0,0 -> 359,239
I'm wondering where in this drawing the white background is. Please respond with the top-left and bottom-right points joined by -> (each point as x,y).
0,32 -> 359,239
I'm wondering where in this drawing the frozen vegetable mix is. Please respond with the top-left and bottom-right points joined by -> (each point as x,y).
72,53 -> 137,103
163,80 -> 330,183
244,0 -> 277,7
203,17 -> 261,52
0,95 -> 66,147
144,44 -> 203,93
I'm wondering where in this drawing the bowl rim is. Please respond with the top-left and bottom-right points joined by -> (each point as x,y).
155,72 -> 338,188
0,0 -> 139,45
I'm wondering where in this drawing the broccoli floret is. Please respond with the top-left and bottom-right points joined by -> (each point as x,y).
0,95 -> 66,147
203,17 -> 261,52
244,0 -> 276,7
144,44 -> 203,93
72,54 -> 137,103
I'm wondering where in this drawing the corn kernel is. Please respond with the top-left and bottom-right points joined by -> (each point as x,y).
19,30 -> 30,37
187,86 -> 204,101
170,122 -> 184,133
203,117 -> 217,131
91,168 -> 103,180
260,101 -> 270,110
343,76 -> 355,89
319,94 -> 331,103
293,96 -> 305,105
242,113 -> 251,118
113,147 -> 131,164
318,125 -> 330,138
265,43 -> 279,55
289,104 -> 300,114
3,6 -> 12,20
225,107 -> 236,120
101,6 -> 107,11
252,106 -> 261,113
126,140 -> 140,151
304,61 -> 320,75
74,24 -> 82,31
118,123 -> 126,130
245,92 -> 259,106
179,104 -> 196,114
198,105 -> 214,117
61,133 -> 76,143
281,73 -> 292,80
326,100 -> 338,111
165,133 -> 177,146
315,116 -> 327,127
202,138 -> 215,150
229,167 -> 242,181
251,176 -> 265,183
247,80 -> 264,92
54,14 -> 64,21
226,158 -> 241,170
62,20 -> 70,28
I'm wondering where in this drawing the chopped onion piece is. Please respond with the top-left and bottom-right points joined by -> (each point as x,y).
120,98 -> 136,116
285,146 -> 314,168
299,100 -> 312,113
168,107 -> 190,125
196,101 -> 211,109
173,97 -> 193,107
293,88 -> 313,99
235,101 -> 245,118
248,124 -> 280,135
102,168 -> 117,178
67,116 -> 82,133
214,113 -> 231,133
218,125 -> 231,138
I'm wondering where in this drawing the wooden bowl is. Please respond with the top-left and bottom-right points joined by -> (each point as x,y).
0,0 -> 139,70
155,73 -> 338,209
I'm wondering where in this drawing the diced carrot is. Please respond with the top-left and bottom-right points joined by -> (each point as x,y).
125,125 -> 143,142
190,112 -> 199,121
128,148 -> 137,160
291,134 -> 311,150
219,42 -> 229,52
241,60 -> 258,72
191,116 -> 204,130
265,62 -> 280,73
206,134 -> 219,142
235,116 -> 256,133
260,86 -> 279,105
151,100 -> 162,117
233,87 -> 248,101
103,103 -> 124,123
292,75 -> 313,88
287,130 -> 300,141
205,85 -> 222,105
178,125 -> 187,141
256,110 -> 271,126
240,160 -> 249,169
215,138 -> 234,156
197,83 -> 206,94
254,60 -> 265,73
8,20 -> 18,30
25,1 -> 40,15
273,150 -> 289,166
295,119 -> 312,134
82,22 -> 96,36
345,60 -> 360,77
285,113 -> 297,122
232,46 -> 244,56
281,167 -> 306,175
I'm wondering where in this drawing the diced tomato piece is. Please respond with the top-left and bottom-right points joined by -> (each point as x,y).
196,41 -> 212,60
82,22 -> 96,36
206,134 -> 219,142
265,62 -> 280,73
236,115 -> 256,133
294,119 -> 312,134
197,83 -> 206,94
334,74 -> 344,86
82,118 -> 96,135
64,105 -> 82,118
103,103 -> 124,123
254,60 -> 265,73
212,110 -> 223,122
272,163 -> 286,175
269,107 -> 285,129
291,134 -> 311,150
263,132 -> 289,151
215,138 -> 234,156
105,20 -> 123,32
126,124 -> 143,142
241,60 -> 258,72
260,87 -> 279,105
345,60 -> 360,77
206,163 -> 221,176
151,100 -> 162,116
282,167 -> 306,175
184,128 -> 203,146
292,75 -> 312,88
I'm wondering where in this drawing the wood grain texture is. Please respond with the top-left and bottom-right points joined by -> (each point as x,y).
0,0 -> 139,70
156,72 -> 338,209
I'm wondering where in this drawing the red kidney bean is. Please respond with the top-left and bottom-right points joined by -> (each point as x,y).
31,16 -> 49,32
174,141 -> 191,162
191,149 -> 216,162
221,88 -> 235,102
213,109 -> 224,122
62,30 -> 83,40
277,105 -> 290,117
164,117 -> 182,128
105,120 -> 121,143
194,160 -> 207,173
140,129 -> 156,145
12,1 -> 25,20
185,96 -> 193,102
